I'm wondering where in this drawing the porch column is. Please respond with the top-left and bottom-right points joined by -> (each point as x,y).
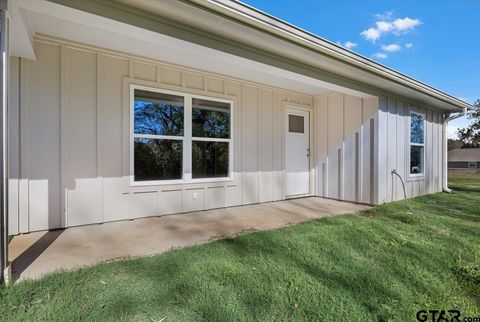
0,0 -> 9,284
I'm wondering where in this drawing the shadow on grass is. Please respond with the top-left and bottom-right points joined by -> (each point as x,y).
450,185 -> 480,194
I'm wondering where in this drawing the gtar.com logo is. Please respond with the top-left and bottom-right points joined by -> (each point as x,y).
416,310 -> 480,322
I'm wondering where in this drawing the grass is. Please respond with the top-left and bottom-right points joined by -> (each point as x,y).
1,172 -> 479,321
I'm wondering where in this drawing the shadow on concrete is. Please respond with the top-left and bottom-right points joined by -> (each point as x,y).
10,229 -> 64,282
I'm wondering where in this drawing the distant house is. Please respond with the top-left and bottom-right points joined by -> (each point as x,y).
448,149 -> 480,170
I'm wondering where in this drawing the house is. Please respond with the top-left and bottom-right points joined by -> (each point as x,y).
0,0 -> 472,279
448,149 -> 480,170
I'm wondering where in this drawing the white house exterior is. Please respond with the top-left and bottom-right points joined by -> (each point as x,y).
0,0 -> 471,271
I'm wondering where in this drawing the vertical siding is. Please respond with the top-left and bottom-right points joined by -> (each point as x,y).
242,85 -> 259,205
62,47 -> 100,227
375,96 -> 388,204
224,81 -> 243,207
362,99 -> 377,204
315,95 -> 328,197
395,101 -> 406,201
376,95 -> 444,203
326,92 -> 343,199
386,97 -> 398,202
9,38 -> 316,232
27,42 -> 62,232
314,92 -> 378,204
8,57 -> 20,235
343,95 -> 362,202
258,88 -> 274,203
99,54 -> 130,222
9,37 -> 447,233
272,92 -> 282,200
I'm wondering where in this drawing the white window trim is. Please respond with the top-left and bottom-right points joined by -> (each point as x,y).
407,110 -> 426,180
129,84 -> 234,186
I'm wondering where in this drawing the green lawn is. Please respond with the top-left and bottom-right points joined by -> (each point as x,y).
1,173 -> 479,321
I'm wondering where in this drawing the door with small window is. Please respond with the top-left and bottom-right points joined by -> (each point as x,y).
285,108 -> 310,197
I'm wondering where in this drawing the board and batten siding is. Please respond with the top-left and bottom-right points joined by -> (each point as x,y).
314,92 -> 378,204
8,36 -> 445,234
8,37 -> 315,234
375,96 -> 444,204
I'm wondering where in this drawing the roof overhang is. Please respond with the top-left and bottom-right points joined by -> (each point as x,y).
188,0 -> 471,112
12,0 -> 472,112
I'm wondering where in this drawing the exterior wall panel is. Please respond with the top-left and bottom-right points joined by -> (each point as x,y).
8,57 -> 20,235
376,95 -> 444,203
8,37 -> 447,233
314,92 -> 378,205
27,42 -> 62,232
326,92 -> 343,199
258,88 -> 274,203
361,99 -> 376,204
242,85 -> 259,205
9,38 -> 316,233
62,47 -> 99,227
99,54 -> 130,223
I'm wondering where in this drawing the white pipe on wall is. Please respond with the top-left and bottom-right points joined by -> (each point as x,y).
442,108 -> 467,193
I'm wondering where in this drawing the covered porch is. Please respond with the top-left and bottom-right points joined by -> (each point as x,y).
9,197 -> 368,282
4,0 -> 376,283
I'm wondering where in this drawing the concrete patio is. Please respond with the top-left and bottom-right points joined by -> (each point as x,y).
8,197 -> 369,282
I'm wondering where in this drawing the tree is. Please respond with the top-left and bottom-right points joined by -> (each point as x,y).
456,99 -> 480,148
447,138 -> 462,151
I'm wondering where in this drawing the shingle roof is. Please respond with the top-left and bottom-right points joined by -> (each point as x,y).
448,149 -> 480,162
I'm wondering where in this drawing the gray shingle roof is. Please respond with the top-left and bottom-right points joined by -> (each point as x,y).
448,148 -> 480,162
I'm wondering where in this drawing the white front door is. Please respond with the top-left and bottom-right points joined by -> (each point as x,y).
285,108 -> 310,197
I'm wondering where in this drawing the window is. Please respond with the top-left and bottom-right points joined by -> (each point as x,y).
468,162 -> 476,169
288,114 -> 304,133
409,112 -> 425,176
133,90 -> 184,181
191,98 -> 231,178
131,85 -> 233,185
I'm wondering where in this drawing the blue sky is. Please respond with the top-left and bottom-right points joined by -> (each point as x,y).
242,0 -> 479,138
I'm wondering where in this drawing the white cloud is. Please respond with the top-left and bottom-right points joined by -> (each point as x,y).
393,17 -> 421,32
361,13 -> 422,42
376,21 -> 393,32
375,11 -> 394,20
381,43 -> 401,52
373,52 -> 388,59
447,126 -> 459,139
405,43 -> 413,48
343,41 -> 358,49
360,28 -> 381,42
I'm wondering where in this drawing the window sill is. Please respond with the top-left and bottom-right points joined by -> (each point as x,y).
406,174 -> 425,182
130,176 -> 234,187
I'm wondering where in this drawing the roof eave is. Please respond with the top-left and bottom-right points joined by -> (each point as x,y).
188,0 -> 472,112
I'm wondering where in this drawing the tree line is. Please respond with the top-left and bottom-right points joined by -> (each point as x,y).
448,99 -> 480,150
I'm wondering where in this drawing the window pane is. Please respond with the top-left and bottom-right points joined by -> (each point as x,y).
410,145 -> 424,174
134,138 -> 182,181
192,141 -> 229,178
289,114 -> 304,133
410,113 -> 424,144
192,98 -> 230,138
134,89 -> 184,136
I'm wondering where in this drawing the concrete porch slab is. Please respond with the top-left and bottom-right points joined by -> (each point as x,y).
8,197 -> 369,282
